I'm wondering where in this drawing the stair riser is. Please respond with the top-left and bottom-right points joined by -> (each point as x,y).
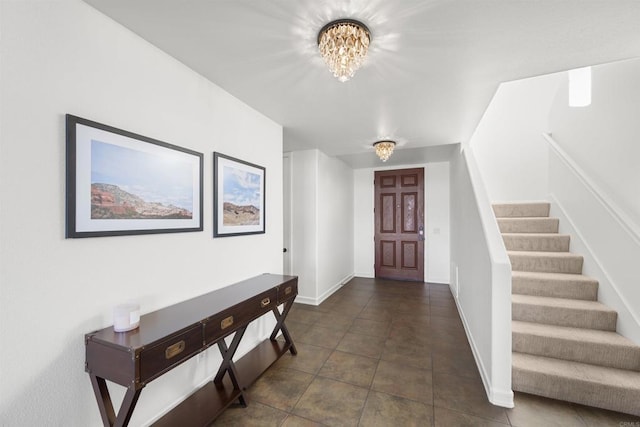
512,303 -> 617,331
493,203 -> 550,218
498,218 -> 559,233
503,235 -> 570,252
513,332 -> 640,371
512,367 -> 640,416
510,254 -> 583,274
512,277 -> 598,301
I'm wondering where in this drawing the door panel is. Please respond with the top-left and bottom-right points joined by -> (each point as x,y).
374,168 -> 424,281
380,175 -> 396,188
401,173 -> 418,186
381,194 -> 396,233
402,192 -> 417,232
401,241 -> 418,269
380,240 -> 396,267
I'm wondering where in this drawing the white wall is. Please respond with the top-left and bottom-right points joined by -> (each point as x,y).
426,163 -> 451,283
471,72 -> 563,201
289,149 -> 354,304
290,150 -> 318,302
549,59 -> 640,227
0,2 -> 283,426
353,169 -> 375,277
353,163 -> 450,284
318,151 -> 354,299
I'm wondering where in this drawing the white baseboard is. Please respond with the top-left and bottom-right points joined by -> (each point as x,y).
342,273 -> 356,285
316,273 -> 354,305
490,388 -> 515,408
426,278 -> 450,285
294,295 -> 318,306
354,271 -> 374,279
294,273 -> 355,306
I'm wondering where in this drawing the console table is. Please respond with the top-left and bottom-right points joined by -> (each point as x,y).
85,274 -> 298,427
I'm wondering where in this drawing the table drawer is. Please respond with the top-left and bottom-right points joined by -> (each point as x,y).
204,287 -> 277,345
277,280 -> 297,304
139,325 -> 202,384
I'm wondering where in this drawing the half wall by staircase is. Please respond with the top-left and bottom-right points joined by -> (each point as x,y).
450,146 -> 513,408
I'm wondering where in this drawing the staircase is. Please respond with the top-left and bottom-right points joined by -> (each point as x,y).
493,202 -> 640,416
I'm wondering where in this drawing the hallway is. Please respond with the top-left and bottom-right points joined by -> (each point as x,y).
214,278 -> 640,426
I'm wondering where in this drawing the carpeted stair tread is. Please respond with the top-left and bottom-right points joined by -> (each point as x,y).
508,250 -> 583,274
493,202 -> 550,218
502,233 -> 570,252
512,271 -> 598,301
512,352 -> 640,416
512,321 -> 640,371
512,294 -> 617,331
497,217 -> 559,233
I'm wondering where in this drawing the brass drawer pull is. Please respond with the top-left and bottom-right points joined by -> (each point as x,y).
261,297 -> 271,307
165,340 -> 185,359
221,316 -> 234,330
285,286 -> 292,295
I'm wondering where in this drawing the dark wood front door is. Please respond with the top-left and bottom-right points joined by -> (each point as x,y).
374,168 -> 425,281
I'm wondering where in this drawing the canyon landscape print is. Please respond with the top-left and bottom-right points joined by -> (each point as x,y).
91,139 -> 194,221
91,183 -> 192,219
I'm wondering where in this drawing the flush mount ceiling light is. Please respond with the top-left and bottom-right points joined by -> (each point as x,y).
373,140 -> 396,162
317,19 -> 371,82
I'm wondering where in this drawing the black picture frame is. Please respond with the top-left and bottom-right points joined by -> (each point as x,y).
66,114 -> 204,238
213,152 -> 266,237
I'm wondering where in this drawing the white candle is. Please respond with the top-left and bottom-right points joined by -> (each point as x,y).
113,303 -> 140,332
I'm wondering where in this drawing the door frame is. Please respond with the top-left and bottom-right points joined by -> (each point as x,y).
283,152 -> 292,275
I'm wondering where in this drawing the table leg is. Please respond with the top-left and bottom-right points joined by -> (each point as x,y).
114,387 -> 142,427
90,375 -> 116,427
214,326 -> 248,406
89,374 -> 141,427
270,299 -> 297,355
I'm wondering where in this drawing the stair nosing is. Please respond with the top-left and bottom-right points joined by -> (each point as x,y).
512,320 -> 635,346
497,217 -> 558,221
512,352 -> 640,387
508,250 -> 582,258
512,271 -> 597,282
512,294 -> 616,312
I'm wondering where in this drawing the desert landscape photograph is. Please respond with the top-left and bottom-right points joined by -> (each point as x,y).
90,139 -> 194,220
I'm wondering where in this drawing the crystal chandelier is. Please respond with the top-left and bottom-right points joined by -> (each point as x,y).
373,140 -> 396,162
317,19 -> 370,82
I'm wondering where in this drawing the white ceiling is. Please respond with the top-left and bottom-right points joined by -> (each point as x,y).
84,0 -> 640,167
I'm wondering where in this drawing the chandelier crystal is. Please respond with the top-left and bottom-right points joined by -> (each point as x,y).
318,19 -> 370,82
373,140 -> 396,162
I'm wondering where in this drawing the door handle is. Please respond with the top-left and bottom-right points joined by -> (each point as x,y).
418,225 -> 425,241
283,248 -> 288,253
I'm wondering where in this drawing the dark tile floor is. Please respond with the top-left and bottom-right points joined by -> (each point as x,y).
214,277 -> 640,426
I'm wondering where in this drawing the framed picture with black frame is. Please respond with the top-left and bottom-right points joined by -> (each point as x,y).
213,152 -> 265,237
66,114 -> 203,238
